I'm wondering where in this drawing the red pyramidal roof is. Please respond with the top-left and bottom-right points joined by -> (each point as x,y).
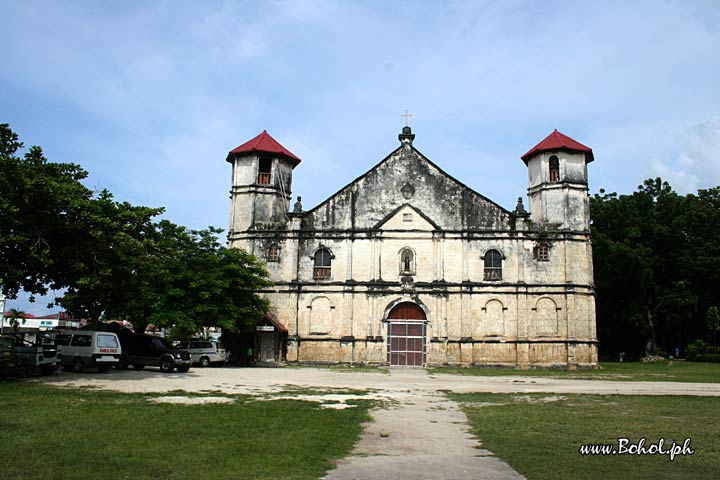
521,129 -> 594,164
227,130 -> 301,166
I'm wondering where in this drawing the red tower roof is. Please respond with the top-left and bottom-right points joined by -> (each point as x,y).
521,129 -> 594,164
226,130 -> 301,166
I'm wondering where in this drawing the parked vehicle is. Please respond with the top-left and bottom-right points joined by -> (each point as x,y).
0,336 -> 13,370
175,340 -> 228,367
0,331 -> 59,377
116,334 -> 192,373
55,330 -> 122,373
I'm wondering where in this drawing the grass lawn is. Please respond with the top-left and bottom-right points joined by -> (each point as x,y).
431,360 -> 720,383
450,392 -> 720,480
0,381 -> 373,480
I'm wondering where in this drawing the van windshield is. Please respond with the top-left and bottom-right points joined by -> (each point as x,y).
97,334 -> 119,348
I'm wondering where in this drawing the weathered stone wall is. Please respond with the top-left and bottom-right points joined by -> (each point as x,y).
304,148 -> 509,232
261,282 -> 596,368
229,132 -> 598,369
229,153 -> 294,233
527,151 -> 590,232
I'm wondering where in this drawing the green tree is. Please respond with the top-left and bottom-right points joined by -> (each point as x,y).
109,223 -> 271,335
707,306 -> 720,348
5,308 -> 26,332
2,123 -> 271,335
591,178 -> 720,357
58,191 -> 162,326
681,187 -> 720,343
0,124 -> 95,300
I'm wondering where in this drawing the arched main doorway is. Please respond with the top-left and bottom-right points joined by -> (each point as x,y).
386,302 -> 427,367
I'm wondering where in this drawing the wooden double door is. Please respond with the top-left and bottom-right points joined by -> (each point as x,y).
386,302 -> 427,367
258,333 -> 277,363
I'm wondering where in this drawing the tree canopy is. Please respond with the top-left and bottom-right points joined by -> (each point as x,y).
104,222 -> 271,334
1,123 -> 269,333
591,178 -> 720,357
1,124 -> 98,299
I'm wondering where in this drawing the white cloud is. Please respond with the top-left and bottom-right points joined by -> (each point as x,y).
649,156 -> 700,194
649,117 -> 720,194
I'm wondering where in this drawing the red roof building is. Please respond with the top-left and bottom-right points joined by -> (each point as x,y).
521,129 -> 594,164
226,130 -> 301,167
2,312 -> 37,319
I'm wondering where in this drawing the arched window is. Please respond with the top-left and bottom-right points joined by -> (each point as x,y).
484,249 -> 502,281
267,243 -> 280,262
313,248 -> 332,280
549,155 -> 560,182
399,248 -> 415,275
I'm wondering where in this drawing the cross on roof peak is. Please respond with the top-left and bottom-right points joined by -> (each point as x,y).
401,109 -> 412,126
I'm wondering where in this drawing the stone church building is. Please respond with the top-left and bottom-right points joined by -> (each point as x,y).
227,126 -> 598,368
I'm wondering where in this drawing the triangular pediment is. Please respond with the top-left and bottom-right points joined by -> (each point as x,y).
301,142 -> 512,231
373,204 -> 440,231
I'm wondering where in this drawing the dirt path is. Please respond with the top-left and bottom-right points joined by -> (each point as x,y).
322,370 -> 524,480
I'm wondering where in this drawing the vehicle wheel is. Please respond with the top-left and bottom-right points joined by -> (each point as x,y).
176,365 -> 190,373
159,357 -> 174,373
73,358 -> 84,373
133,364 -> 145,370
116,356 -> 129,370
199,356 -> 210,368
97,365 -> 110,373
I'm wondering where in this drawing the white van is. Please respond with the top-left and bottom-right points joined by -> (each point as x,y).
55,331 -> 122,373
175,340 -> 227,367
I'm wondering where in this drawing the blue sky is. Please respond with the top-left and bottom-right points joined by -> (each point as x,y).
2,0 -> 719,315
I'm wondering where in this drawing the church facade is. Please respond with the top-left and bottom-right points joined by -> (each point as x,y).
227,126 -> 598,368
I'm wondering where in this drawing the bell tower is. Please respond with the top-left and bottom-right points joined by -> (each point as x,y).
521,129 -> 594,231
227,130 -> 301,238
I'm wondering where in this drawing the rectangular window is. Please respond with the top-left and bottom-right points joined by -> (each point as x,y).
549,156 -> 560,182
537,243 -> 550,261
70,335 -> 92,347
268,244 -> 280,262
258,158 -> 272,185
97,334 -> 119,348
152,337 -> 170,350
403,213 -> 413,222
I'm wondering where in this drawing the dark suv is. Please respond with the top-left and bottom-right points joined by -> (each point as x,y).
116,334 -> 192,373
